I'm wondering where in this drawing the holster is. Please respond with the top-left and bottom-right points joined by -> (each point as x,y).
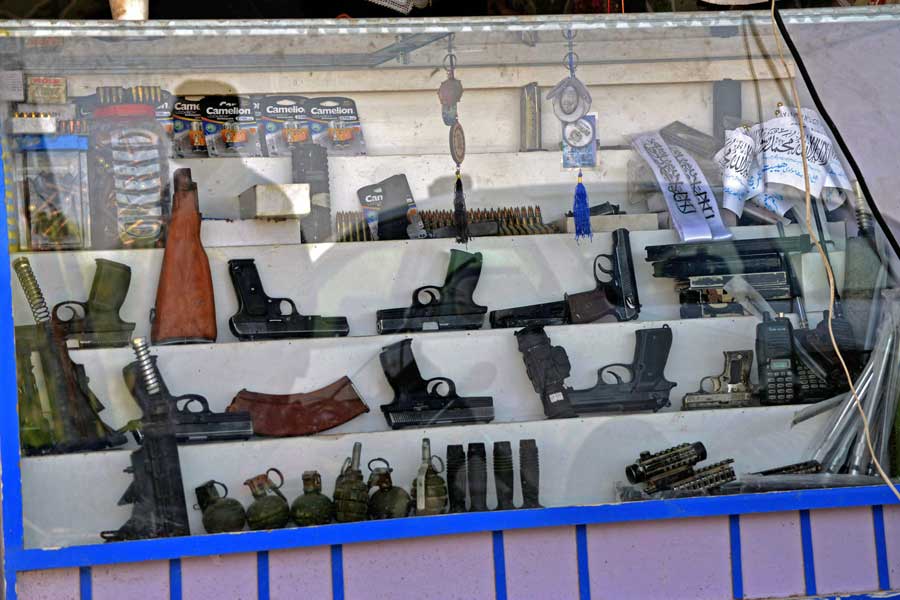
227,376 -> 368,436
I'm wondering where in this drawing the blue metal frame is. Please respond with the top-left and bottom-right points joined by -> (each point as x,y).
2,137 -> 900,600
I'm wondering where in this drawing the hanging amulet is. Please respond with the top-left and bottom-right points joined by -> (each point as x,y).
438,77 -> 464,127
449,121 -> 466,166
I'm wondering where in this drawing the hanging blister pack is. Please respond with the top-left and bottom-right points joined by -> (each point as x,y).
88,86 -> 170,249
153,91 -> 174,157
172,96 -> 208,158
258,95 -> 309,157
357,174 -> 427,241
111,130 -> 165,243
200,95 -> 263,157
305,97 -> 366,156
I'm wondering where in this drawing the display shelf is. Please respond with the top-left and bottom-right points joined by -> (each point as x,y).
68,315 -> 758,432
21,398 -> 830,549
11,224 -> 846,344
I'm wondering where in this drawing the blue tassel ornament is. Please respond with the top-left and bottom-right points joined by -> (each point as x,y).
573,169 -> 592,241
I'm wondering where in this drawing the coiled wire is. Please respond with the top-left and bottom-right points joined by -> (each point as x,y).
12,257 -> 50,323
131,337 -> 160,395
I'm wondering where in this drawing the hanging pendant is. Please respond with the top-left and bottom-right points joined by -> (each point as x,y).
453,169 -> 469,244
449,120 -> 466,165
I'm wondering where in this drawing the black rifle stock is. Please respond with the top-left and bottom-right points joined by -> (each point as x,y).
376,250 -> 487,334
515,324 -> 676,418
379,339 -> 494,429
13,258 -> 126,454
228,258 -> 349,340
490,228 -> 639,328
14,334 -> 53,454
102,338 -> 190,541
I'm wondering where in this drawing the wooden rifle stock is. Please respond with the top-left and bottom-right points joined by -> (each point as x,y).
151,168 -> 217,344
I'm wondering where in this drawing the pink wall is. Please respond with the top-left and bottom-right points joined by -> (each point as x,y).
14,507 -> 897,599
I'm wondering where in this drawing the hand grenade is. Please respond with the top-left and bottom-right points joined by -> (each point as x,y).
290,471 -> 334,526
410,438 -> 448,516
244,468 -> 290,530
195,480 -> 247,534
367,458 -> 411,520
333,442 -> 368,522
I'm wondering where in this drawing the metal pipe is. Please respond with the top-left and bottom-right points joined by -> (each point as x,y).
848,330 -> 894,473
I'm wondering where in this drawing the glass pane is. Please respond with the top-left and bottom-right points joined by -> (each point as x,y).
1,9 -> 897,550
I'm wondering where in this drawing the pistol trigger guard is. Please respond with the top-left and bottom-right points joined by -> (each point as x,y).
599,362 -> 631,385
426,376 -> 457,399
699,375 -> 720,393
176,394 -> 211,415
51,300 -> 87,324
411,285 -> 442,308
593,254 -> 614,283
271,296 -> 299,317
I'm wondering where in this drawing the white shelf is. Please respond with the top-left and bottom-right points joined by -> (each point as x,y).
21,401 -> 829,549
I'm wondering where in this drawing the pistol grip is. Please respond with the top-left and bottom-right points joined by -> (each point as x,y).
566,288 -> 615,324
632,325 -> 674,390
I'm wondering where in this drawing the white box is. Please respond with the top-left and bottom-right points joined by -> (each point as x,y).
238,183 -> 311,219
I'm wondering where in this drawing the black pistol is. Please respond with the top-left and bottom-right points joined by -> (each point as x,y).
490,228 -> 639,328
515,324 -> 676,418
123,354 -> 253,444
52,258 -> 136,348
228,258 -> 349,340
378,339 -> 494,429
376,249 -> 487,334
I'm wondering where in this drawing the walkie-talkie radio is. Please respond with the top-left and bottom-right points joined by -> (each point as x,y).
756,314 -> 831,404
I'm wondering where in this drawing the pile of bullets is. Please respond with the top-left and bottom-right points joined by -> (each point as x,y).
57,120 -> 89,134
11,113 -> 89,135
625,441 -> 735,497
96,85 -> 164,105
335,212 -> 374,242
421,206 -> 556,237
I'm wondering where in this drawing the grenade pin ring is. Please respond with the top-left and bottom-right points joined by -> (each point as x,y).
431,455 -> 445,474
214,480 -> 229,497
266,468 -> 285,488
368,457 -> 391,472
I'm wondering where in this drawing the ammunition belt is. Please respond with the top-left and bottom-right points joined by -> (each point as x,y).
334,206 -> 557,243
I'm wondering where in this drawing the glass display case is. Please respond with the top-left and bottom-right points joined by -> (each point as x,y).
1,8 -> 899,593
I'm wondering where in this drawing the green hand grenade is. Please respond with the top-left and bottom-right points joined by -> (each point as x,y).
244,468 -> 290,530
291,471 -> 334,526
410,438 -> 448,516
333,442 -> 368,523
367,458 -> 411,520
195,480 -> 247,534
